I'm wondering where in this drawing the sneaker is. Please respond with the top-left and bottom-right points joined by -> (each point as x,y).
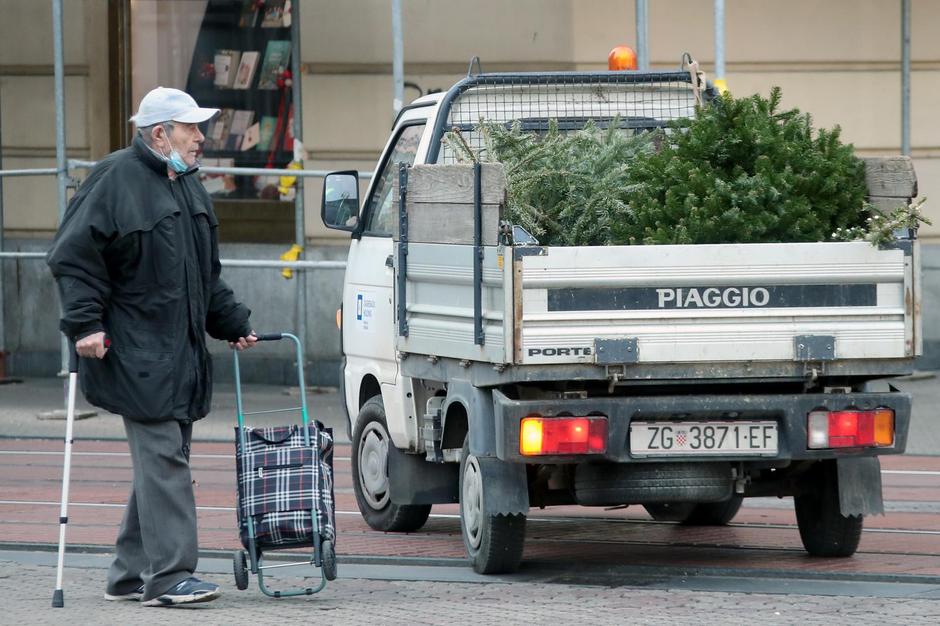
104,584 -> 144,602
142,577 -> 221,607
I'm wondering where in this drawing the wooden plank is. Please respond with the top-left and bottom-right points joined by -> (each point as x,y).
396,163 -> 507,204
863,156 -> 917,198
392,201 -> 503,245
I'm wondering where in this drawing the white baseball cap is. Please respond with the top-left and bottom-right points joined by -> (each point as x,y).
129,87 -> 219,127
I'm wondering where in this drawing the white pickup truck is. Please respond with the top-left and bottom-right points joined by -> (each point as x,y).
321,69 -> 919,574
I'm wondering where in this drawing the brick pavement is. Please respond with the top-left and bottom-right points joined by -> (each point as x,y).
2,559 -> 939,626
3,373 -> 940,622
4,438 -> 940,579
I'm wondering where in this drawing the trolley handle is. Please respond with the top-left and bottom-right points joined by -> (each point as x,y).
253,333 -> 283,342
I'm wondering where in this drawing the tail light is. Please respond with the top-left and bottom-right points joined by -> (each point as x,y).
807,408 -> 894,449
520,416 -> 608,456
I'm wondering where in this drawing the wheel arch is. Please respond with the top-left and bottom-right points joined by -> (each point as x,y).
443,380 -> 497,456
441,400 -> 469,451
358,374 -> 382,411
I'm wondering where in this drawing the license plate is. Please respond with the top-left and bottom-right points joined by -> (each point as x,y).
630,421 -> 778,456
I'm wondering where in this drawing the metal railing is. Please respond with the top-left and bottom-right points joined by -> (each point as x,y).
0,156 -> 372,374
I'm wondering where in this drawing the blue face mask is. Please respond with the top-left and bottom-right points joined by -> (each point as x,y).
152,123 -> 191,173
166,149 -> 189,173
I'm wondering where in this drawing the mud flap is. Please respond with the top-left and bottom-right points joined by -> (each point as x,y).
837,457 -> 884,516
388,445 -> 459,505
477,456 -> 529,516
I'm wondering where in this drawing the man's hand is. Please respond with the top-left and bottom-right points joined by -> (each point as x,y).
76,331 -> 109,359
229,331 -> 258,351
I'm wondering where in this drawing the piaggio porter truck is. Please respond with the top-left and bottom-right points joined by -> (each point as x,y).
320,68 -> 919,574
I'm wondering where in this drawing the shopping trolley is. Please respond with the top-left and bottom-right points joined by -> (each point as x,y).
232,332 -> 337,597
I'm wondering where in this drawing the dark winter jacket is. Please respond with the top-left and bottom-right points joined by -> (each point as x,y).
46,136 -> 251,421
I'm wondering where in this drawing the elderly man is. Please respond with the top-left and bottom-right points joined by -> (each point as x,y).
47,87 -> 257,607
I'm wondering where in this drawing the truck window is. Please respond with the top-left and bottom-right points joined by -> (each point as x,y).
363,123 -> 426,235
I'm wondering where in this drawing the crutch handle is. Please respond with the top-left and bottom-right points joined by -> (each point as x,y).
69,334 -> 110,373
254,333 -> 283,341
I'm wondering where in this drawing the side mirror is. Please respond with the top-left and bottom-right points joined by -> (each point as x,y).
321,171 -> 361,232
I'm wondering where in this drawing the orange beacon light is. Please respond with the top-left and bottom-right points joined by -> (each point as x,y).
608,45 -> 638,71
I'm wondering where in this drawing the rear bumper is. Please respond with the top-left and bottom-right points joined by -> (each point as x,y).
492,389 -> 911,464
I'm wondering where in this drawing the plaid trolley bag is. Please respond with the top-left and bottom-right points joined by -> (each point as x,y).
231,332 -> 337,597
235,424 -> 335,552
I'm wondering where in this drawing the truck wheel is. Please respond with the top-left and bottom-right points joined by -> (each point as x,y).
643,502 -> 695,522
645,495 -> 743,524
352,396 -> 431,532
459,435 -> 526,574
576,462 -> 732,506
795,460 -> 863,557
683,495 -> 744,525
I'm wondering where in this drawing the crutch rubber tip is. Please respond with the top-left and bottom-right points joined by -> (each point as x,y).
52,589 -> 64,608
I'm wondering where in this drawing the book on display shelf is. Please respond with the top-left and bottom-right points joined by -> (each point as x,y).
225,110 -> 256,150
241,122 -> 261,151
205,117 -> 223,151
199,157 -> 225,195
210,108 -> 235,150
261,0 -> 291,28
232,51 -> 260,89
257,40 -> 291,90
213,50 -> 241,88
256,115 -> 279,151
238,0 -> 261,27
199,157 -> 236,196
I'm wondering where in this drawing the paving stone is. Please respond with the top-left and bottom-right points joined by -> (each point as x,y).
4,559 -> 940,625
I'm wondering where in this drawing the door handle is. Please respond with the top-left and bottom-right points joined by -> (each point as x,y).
385,255 -> 394,268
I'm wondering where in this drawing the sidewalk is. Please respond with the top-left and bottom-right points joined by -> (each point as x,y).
3,555 -> 939,625
2,372 -> 937,453
3,372 -> 940,623
0,377 -> 350,443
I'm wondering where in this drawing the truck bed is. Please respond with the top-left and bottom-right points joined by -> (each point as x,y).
396,239 -> 919,370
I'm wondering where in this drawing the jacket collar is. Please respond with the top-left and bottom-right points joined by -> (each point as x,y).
132,135 -> 200,178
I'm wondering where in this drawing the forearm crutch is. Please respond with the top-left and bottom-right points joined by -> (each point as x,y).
52,342 -> 78,608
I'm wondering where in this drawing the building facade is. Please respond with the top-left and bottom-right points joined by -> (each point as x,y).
2,0 -> 938,380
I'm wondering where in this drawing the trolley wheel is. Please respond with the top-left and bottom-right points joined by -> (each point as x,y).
321,539 -> 337,581
233,550 -> 249,590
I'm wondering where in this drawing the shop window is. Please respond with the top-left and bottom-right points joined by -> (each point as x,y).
127,0 -> 297,243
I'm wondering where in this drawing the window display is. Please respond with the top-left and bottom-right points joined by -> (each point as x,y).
128,0 -> 298,241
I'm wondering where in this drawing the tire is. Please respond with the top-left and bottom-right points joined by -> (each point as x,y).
321,539 -> 337,581
459,435 -> 526,574
351,395 -> 431,532
682,494 -> 744,526
644,502 -> 696,522
795,460 -> 863,557
233,550 -> 249,591
645,495 -> 743,524
576,462 -> 732,506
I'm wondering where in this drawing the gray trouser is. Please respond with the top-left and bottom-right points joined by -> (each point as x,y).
106,418 -> 197,601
